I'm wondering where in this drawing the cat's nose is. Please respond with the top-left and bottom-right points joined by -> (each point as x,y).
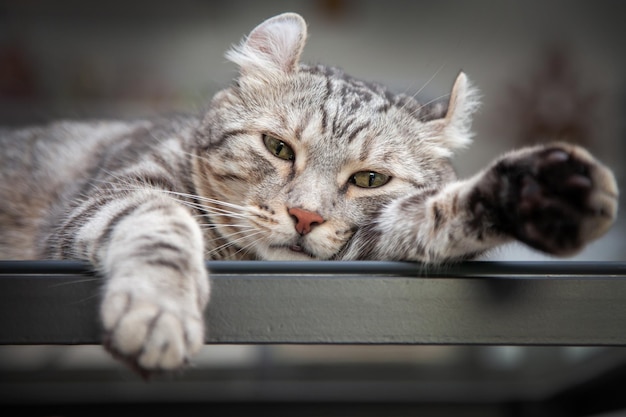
288,207 -> 325,235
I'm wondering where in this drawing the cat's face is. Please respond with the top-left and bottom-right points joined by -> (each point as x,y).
192,13 -> 478,260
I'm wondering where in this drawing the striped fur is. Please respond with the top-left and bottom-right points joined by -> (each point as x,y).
0,13 -> 618,372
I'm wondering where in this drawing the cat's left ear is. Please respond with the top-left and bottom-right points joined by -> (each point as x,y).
226,13 -> 307,77
429,72 -> 480,154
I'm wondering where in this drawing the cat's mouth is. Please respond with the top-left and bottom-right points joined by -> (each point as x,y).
289,244 -> 305,253
287,243 -> 316,258
269,242 -> 317,259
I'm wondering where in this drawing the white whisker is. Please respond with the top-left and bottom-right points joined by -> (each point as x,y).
228,234 -> 268,259
157,190 -> 248,212
179,200 -> 246,217
203,227 -> 258,241
413,62 -> 447,100
197,222 -> 254,230
208,230 -> 265,256
397,62 -> 447,114
407,93 -> 451,120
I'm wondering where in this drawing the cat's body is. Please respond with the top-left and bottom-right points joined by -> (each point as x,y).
0,13 -> 619,372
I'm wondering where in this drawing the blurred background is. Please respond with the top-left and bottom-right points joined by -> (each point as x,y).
1,0 -> 624,260
1,0 -> 625,416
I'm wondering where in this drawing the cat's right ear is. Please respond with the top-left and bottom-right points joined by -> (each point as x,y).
226,13 -> 307,78
425,72 -> 480,156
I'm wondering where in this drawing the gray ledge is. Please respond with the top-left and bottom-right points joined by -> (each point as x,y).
1,261 -> 626,345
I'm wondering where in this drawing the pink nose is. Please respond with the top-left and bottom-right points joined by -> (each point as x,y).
288,207 -> 325,235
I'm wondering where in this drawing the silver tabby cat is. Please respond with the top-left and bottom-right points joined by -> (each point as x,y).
0,13 -> 619,372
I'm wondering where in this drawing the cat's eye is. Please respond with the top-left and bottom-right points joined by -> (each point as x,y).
263,134 -> 295,161
349,171 -> 390,188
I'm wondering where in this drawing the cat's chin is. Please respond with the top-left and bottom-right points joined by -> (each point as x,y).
264,244 -> 320,261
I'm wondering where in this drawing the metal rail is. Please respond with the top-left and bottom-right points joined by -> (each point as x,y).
1,261 -> 626,345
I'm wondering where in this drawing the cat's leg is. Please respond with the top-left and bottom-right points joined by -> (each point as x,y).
345,143 -> 618,262
52,190 -> 209,372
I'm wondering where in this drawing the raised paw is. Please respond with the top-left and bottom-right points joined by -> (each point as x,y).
492,143 -> 618,256
101,291 -> 205,375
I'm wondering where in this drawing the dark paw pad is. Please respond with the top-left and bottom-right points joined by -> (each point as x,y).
492,145 -> 617,256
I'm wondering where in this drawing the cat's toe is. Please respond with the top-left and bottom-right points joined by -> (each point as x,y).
547,144 -> 617,240
134,310 -> 203,370
101,291 -> 204,373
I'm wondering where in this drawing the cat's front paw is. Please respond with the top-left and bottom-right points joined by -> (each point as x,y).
494,143 -> 618,256
101,290 -> 205,375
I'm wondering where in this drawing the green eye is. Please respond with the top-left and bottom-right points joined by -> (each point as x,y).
263,134 -> 295,161
350,171 -> 390,188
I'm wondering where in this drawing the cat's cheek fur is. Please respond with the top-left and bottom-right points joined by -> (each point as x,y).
302,225 -> 348,259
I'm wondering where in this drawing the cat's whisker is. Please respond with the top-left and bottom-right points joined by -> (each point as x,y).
397,62 -> 447,114
166,196 -> 256,223
207,230 -> 265,256
93,178 -> 260,244
174,199 -> 249,219
86,178 -> 249,217
158,190 -> 248,212
193,210 -> 249,223
203,222 -> 262,240
197,204 -> 248,217
196,221 -> 254,230
85,181 -> 254,228
202,226 -> 259,241
412,62 -> 447,100
47,277 -> 102,288
408,93 -> 451,119
228,234 -> 268,259
179,200 -> 244,216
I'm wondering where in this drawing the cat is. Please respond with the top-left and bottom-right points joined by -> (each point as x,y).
0,12 -> 618,373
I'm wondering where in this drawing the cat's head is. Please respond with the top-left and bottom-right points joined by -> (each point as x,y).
193,12 -> 480,260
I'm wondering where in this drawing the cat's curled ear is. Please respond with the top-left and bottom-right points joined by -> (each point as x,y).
429,72 -> 481,156
226,13 -> 307,78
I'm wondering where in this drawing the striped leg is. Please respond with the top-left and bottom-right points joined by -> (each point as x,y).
54,189 -> 209,371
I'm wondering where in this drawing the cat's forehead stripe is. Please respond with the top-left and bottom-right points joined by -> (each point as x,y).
346,122 -> 371,143
302,63 -> 449,124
